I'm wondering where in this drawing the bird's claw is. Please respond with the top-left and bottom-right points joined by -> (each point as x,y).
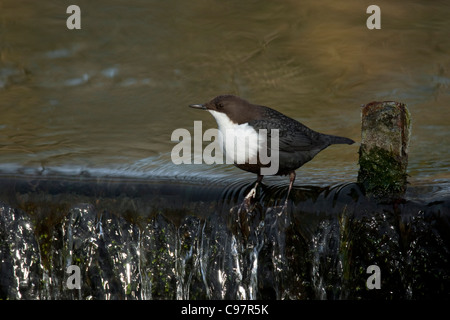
242,187 -> 257,211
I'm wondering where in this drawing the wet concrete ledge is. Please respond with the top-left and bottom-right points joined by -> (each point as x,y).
1,174 -> 449,300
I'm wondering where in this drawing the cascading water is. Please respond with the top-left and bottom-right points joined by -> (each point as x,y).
1,177 -> 449,299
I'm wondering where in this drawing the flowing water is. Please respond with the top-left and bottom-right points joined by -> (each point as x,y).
0,0 -> 449,300
1,0 -> 449,185
1,177 -> 449,300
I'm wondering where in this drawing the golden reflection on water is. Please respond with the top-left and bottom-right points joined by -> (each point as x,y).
0,0 -> 449,184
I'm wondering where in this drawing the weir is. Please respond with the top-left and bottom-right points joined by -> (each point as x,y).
0,101 -> 449,300
0,175 -> 449,300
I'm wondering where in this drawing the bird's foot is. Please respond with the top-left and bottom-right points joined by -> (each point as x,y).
280,199 -> 289,214
242,186 -> 257,211
271,199 -> 289,217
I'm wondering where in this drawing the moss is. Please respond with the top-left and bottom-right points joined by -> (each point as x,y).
126,283 -> 132,295
358,101 -> 411,198
358,145 -> 408,197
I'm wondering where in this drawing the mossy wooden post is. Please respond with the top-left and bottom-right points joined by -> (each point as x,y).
357,101 -> 411,197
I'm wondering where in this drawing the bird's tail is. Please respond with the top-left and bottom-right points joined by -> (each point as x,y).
327,134 -> 355,145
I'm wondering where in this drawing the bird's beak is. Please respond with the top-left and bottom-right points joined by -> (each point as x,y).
189,103 -> 207,110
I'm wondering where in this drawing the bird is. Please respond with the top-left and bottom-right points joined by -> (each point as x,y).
189,94 -> 355,206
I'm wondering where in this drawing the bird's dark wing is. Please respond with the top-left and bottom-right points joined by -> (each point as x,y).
248,119 -> 326,152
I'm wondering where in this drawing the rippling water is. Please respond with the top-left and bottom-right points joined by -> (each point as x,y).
0,0 -> 449,187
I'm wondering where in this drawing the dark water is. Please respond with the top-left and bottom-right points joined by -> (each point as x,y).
1,1 -> 450,300
1,0 -> 449,187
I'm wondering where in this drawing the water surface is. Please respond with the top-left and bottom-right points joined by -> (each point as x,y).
1,0 -> 449,187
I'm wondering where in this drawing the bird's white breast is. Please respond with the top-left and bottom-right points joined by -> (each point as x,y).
209,110 -> 261,164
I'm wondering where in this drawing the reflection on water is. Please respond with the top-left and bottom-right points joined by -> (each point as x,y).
0,0 -> 449,186
2,1 -> 449,301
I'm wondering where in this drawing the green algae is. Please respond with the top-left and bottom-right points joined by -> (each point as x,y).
358,101 -> 411,198
358,145 -> 408,197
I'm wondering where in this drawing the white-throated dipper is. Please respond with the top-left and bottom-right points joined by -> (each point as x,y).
189,95 -> 355,205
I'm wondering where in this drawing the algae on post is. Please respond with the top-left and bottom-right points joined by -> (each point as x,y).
357,101 -> 411,197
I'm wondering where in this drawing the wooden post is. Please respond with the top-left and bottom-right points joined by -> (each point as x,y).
357,101 -> 411,197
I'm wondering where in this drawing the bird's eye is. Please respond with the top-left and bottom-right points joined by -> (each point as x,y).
216,103 -> 224,109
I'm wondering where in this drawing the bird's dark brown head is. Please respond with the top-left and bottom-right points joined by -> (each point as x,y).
189,95 -> 264,124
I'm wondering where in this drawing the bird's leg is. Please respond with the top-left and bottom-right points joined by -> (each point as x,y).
284,171 -> 296,206
243,174 -> 264,208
